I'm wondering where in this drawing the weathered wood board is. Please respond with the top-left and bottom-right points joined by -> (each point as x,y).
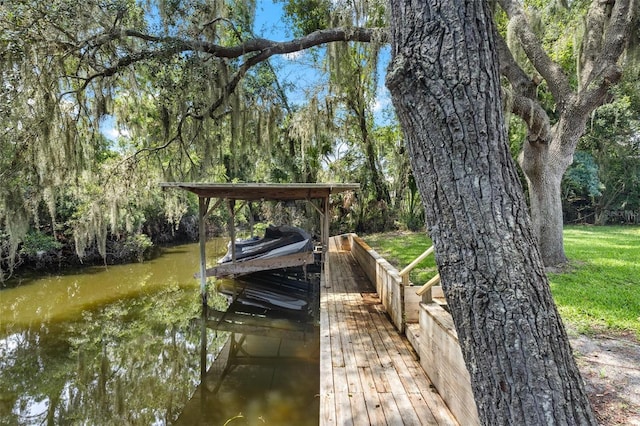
205,251 -> 314,278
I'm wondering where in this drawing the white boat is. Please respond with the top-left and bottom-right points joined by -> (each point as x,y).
205,225 -> 315,278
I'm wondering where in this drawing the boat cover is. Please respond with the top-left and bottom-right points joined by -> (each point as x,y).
218,225 -> 313,264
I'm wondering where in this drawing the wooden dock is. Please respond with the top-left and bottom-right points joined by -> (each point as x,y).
320,237 -> 458,425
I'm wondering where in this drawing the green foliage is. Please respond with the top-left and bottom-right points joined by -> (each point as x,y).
562,151 -> 602,223
279,0 -> 331,36
123,233 -> 154,262
402,174 -> 425,232
516,0 -> 587,88
564,151 -> 602,196
19,230 -> 62,256
577,86 -> 640,222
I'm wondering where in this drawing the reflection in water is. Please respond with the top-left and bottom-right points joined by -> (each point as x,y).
0,242 -> 321,425
0,241 -> 224,329
177,311 -> 320,425
176,271 -> 321,425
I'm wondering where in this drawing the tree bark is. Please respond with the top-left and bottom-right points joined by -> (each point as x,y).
519,109 -> 590,266
386,1 -> 597,424
520,142 -> 569,266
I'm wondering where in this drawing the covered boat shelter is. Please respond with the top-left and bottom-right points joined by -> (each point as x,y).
159,182 -> 359,303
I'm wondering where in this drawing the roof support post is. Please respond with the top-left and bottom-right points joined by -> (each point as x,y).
323,195 -> 330,257
198,197 -> 211,306
227,199 -> 237,263
247,202 -> 254,238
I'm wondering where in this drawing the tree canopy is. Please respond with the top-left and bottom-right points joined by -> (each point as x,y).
0,0 -> 398,278
1,0 -> 637,276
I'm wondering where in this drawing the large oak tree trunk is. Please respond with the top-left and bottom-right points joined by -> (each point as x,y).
524,166 -> 567,266
520,139 -> 570,267
520,111 -> 590,267
386,1 -> 597,424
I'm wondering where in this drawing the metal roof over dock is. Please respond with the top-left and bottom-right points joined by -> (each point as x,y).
159,182 -> 360,201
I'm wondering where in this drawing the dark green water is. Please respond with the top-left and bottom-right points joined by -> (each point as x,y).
0,242 -> 319,425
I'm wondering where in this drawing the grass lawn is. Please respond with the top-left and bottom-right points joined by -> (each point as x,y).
363,226 -> 640,339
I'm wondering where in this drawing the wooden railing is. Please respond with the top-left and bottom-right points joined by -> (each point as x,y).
348,235 -> 442,330
398,246 -> 440,303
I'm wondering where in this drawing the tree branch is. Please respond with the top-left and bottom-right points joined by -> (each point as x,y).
512,94 -> 552,142
495,34 -> 538,99
495,33 -> 552,143
67,26 -> 387,101
498,0 -> 573,107
579,0 -> 635,112
579,0 -> 610,89
205,50 -> 272,119
88,26 -> 387,70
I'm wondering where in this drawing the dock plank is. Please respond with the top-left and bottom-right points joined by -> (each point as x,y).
408,393 -> 438,425
378,392 -> 404,424
320,236 -> 458,425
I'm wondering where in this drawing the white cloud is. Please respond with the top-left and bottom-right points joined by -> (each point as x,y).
102,126 -> 123,140
283,50 -> 304,61
373,89 -> 390,113
99,115 -> 130,140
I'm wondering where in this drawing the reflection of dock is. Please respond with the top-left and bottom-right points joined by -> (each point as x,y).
215,268 -> 321,324
206,307 -> 316,341
175,260 -> 321,425
175,318 -> 320,426
320,237 -> 458,425
176,235 -> 458,425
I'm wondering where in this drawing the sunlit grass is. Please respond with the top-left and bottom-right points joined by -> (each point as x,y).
363,231 -> 437,285
548,226 -> 640,338
363,226 -> 640,339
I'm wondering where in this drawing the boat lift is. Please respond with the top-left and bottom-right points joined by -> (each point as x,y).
159,182 -> 359,304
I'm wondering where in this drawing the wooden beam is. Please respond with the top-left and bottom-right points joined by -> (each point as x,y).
205,251 -> 315,278
159,182 -> 359,201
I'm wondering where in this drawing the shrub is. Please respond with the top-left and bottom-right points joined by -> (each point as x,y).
123,233 -> 154,262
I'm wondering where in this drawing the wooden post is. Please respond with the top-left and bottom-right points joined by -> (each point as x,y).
198,197 -> 209,305
199,302 -> 208,413
227,199 -> 237,263
323,195 -> 330,254
248,202 -> 254,238
416,274 -> 440,303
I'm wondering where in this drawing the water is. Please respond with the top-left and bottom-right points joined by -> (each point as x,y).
0,242 -> 319,425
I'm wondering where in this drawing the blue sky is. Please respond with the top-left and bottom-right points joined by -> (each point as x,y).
254,0 -> 290,40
